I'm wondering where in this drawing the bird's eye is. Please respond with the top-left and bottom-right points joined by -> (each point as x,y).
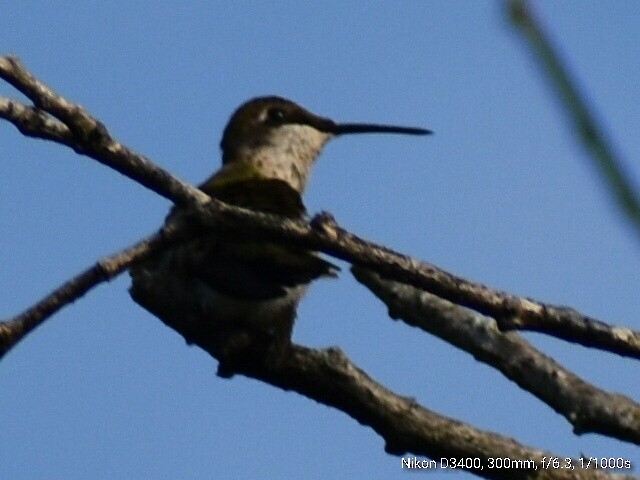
265,107 -> 286,123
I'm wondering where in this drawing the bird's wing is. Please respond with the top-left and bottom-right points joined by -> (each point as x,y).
162,163 -> 338,300
172,235 -> 338,300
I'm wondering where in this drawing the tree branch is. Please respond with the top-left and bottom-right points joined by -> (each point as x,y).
1,54 -> 639,362
352,267 -> 640,445
128,266 -> 631,480
229,347 -> 636,480
0,97 -> 74,145
0,217 -> 200,358
0,56 -> 208,207
2,55 -> 639,477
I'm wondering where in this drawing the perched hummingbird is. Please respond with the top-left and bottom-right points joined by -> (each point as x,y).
129,96 -> 429,362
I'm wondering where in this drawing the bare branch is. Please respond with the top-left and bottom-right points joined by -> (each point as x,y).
0,56 -> 208,207
2,56 -> 639,477
497,308 -> 640,362
352,267 -> 640,445
129,267 -> 631,480
0,97 -> 74,145
0,218 -> 199,358
158,207 -> 640,362
235,348 -> 635,479
1,56 -> 638,363
273,214 -> 640,360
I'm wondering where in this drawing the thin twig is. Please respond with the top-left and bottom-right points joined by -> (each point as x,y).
0,97 -> 74,145
0,56 -> 208,207
0,219 -> 198,358
507,0 -> 640,238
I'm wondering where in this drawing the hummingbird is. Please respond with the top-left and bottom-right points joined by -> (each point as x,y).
129,96 -> 430,366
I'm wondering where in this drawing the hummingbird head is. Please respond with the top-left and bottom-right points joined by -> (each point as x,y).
220,96 -> 431,193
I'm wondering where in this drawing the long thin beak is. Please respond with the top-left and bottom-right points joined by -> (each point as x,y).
333,123 -> 432,136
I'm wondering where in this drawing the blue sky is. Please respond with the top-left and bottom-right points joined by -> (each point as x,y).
1,2 -> 638,479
